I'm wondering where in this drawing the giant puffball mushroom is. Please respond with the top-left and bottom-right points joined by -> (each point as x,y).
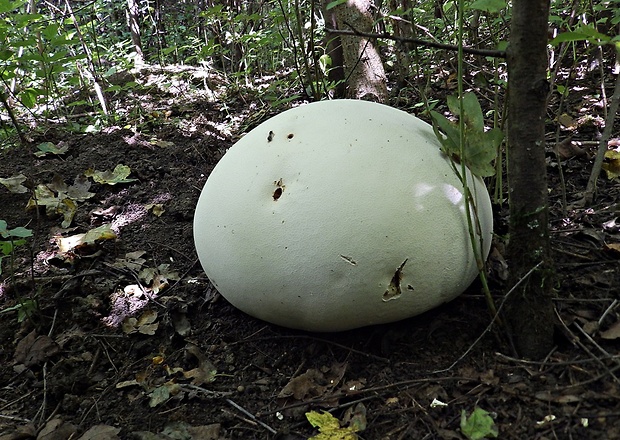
194,100 -> 493,332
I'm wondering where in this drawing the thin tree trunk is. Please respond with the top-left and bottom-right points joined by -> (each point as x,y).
127,0 -> 144,67
330,0 -> 388,102
505,0 -> 555,359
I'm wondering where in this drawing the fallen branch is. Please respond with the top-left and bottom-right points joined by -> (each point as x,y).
326,28 -> 506,58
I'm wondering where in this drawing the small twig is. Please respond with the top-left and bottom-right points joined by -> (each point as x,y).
599,299 -> 618,326
555,309 -> 620,386
431,261 -> 543,374
0,414 -> 31,423
47,308 -> 58,337
495,352 -> 620,366
180,384 -> 234,397
260,376 -> 475,417
225,398 -> 277,435
0,390 -> 36,412
583,71 -> 620,205
231,334 -> 389,363
573,322 -> 620,381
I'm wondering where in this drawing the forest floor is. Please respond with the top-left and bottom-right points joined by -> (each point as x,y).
1,65 -> 619,440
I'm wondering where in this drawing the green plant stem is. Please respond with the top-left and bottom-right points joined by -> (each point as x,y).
455,0 -> 498,321
0,89 -> 26,146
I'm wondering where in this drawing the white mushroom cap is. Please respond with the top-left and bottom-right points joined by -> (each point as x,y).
194,100 -> 493,332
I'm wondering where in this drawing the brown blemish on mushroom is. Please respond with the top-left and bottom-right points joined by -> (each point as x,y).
273,178 -> 284,201
273,187 -> 283,200
287,133 -> 294,139
383,259 -> 408,302
339,255 -> 357,265
267,131 -> 275,142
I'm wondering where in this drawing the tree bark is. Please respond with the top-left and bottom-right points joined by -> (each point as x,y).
328,0 -> 388,102
126,0 -> 144,66
505,0 -> 555,359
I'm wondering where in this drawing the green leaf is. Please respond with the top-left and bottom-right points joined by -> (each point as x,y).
84,164 -> 138,185
430,111 -> 460,154
20,88 -> 38,109
7,227 -> 32,239
461,407 -> 498,440
34,141 -> 69,157
550,25 -> 611,46
0,0 -> 27,13
431,93 -> 500,178
326,0 -> 347,10
468,0 -> 506,13
0,240 -> 13,255
0,220 -> 31,239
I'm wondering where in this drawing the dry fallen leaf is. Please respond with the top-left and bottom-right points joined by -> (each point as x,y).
604,242 -> 620,256
77,424 -> 121,440
600,320 -> 620,340
602,150 -> 620,180
0,174 -> 28,193
14,330 -> 60,367
553,137 -> 587,160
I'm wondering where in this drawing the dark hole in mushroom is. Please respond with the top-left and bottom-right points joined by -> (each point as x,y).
383,259 -> 408,301
287,133 -> 294,139
273,187 -> 283,200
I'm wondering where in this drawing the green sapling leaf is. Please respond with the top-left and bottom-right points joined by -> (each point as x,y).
468,0 -> 507,13
431,93 -> 501,178
461,407 -> 498,440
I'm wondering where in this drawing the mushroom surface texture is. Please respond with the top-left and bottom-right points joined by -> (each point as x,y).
194,99 -> 493,332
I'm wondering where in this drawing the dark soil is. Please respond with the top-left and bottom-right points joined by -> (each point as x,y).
1,66 -> 619,440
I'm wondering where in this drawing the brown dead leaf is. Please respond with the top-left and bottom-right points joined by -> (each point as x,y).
14,330 -> 60,367
183,344 -> 217,385
278,369 -> 327,401
600,320 -> 620,340
37,417 -> 77,440
604,242 -> 620,256
535,391 -> 581,403
187,424 -> 221,440
554,137 -> 587,160
77,425 -> 121,440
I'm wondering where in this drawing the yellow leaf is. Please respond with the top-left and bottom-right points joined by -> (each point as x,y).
557,113 -> 576,129
602,150 -> 620,180
306,411 -> 358,440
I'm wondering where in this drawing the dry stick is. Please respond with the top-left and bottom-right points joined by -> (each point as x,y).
496,352 -> 620,366
555,309 -> 620,386
431,261 -> 543,374
583,71 -> 620,205
225,399 -> 277,435
325,27 -> 506,58
261,375 -> 476,417
573,322 -> 620,384
598,299 -> 619,327
232,334 -> 389,363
